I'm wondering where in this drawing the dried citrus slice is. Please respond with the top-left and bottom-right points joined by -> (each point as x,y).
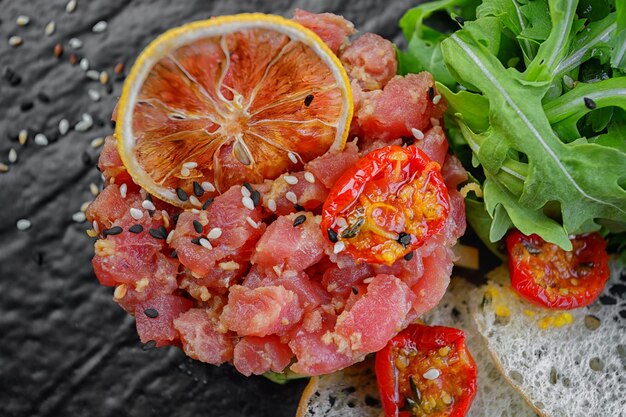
116,13 -> 353,207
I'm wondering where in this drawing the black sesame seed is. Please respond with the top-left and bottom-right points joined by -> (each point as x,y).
37,92 -> 51,103
158,225 -> 167,237
202,198 -> 214,210
192,220 -> 203,233
193,181 -> 204,197
294,203 -> 305,212
144,308 -> 159,318
3,66 -> 21,86
191,237 -> 202,245
251,190 -> 261,208
105,83 -> 113,95
149,228 -> 166,240
351,287 -> 358,295
176,187 -> 188,202
20,101 -> 34,112
402,136 -> 415,146
103,226 -> 123,237
172,212 -> 180,225
327,228 -> 338,243
170,250 -> 178,258
142,340 -> 157,351
583,97 -> 596,109
146,194 -> 153,202
243,182 -> 253,193
404,251 -> 414,261
304,94 -> 314,107
128,224 -> 143,234
455,16 -> 465,26
31,251 -> 44,266
428,86 -> 435,101
397,232 -> 411,248
293,214 -> 307,227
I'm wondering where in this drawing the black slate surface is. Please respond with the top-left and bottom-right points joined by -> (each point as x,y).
0,1 -> 422,416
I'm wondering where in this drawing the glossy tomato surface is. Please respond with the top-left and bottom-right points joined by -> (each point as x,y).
506,230 -> 610,309
375,324 -> 477,417
321,145 -> 449,265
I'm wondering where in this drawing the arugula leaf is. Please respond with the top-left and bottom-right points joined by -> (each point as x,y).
610,0 -> 626,70
263,369 -> 307,384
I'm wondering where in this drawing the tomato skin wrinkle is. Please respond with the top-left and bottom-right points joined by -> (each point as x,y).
375,324 -> 477,417
506,230 -> 610,310
320,145 -> 450,265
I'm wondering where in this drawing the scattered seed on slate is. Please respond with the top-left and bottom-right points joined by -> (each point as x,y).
144,308 -> 158,318
250,190 -> 261,207
53,43 -> 63,58
455,16 -> 465,25
202,198 -> 214,210
193,220 -> 203,233
304,94 -> 314,106
114,62 -> 125,74
34,133 -> 49,146
103,226 -> 123,237
79,58 -> 89,71
69,53 -> 78,65
99,71 -> 109,85
91,137 -> 104,148
3,66 -> 22,86
0,163 -> 9,173
72,211 -> 86,223
58,119 -> 70,135
86,70 -> 99,80
294,203 -> 305,212
88,89 -> 101,102
89,183 -> 100,197
327,228 -> 338,243
32,251 -> 44,265
69,38 -> 82,49
20,101 -> 34,112
142,340 -> 156,351
92,20 -> 108,33
128,224 -> 143,234
8,148 -> 17,163
193,181 -> 204,197
584,97 -> 596,109
105,83 -> 113,94
17,219 -> 32,230
404,251 -> 414,261
8,36 -> 23,47
428,86 -> 435,101
190,237 -> 202,245
16,16 -> 30,26
149,228 -> 166,240
293,214 -> 306,227
397,232 -> 411,248
44,21 -> 56,36
176,187 -> 188,201
37,92 -> 51,103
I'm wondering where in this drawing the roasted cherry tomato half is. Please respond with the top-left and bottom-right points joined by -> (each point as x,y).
506,230 -> 610,310
375,324 -> 477,417
321,145 -> 449,265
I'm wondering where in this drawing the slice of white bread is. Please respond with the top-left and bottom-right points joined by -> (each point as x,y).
470,260 -> 626,417
296,277 -> 538,417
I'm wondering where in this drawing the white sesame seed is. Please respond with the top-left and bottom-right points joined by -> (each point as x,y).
141,200 -> 156,211
86,70 -> 100,81
430,117 -> 440,127
422,368 -> 440,380
207,227 -> 223,240
8,148 -> 17,164
72,211 -> 86,223
58,119 -> 70,135
363,277 -> 374,284
180,167 -> 190,177
191,208 -> 200,214
563,74 -> 575,89
69,38 -> 83,49
130,208 -> 143,220
201,181 -> 215,192
8,36 -> 23,47
90,183 -> 99,196
16,219 -> 32,230
288,152 -> 298,164
189,195 -> 201,207
166,230 -> 175,244
336,217 -> 348,229
34,133 -> 49,146
80,58 -> 90,71
92,220 -> 100,233
432,94 -> 442,105
75,113 -> 93,131
88,89 -> 101,102
18,129 -> 28,145
304,172 -> 315,183
90,137 -> 104,148
92,20 -> 108,33
0,163 -> 9,173
285,191 -> 298,204
241,186 -> 251,198
44,21 -> 56,36
333,241 -> 346,254
182,161 -> 197,169
411,127 -> 424,140
16,16 -> 30,26
66,0 -> 77,13
242,196 -> 255,210
119,183 -> 127,198
80,201 -> 91,212
267,198 -> 277,212
199,238 -> 213,249
113,284 -> 127,299
245,216 -> 259,229
284,175 -> 298,185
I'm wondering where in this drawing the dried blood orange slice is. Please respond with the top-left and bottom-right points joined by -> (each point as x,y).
116,13 -> 353,207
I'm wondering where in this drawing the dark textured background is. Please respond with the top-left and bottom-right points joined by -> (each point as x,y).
0,1 -> 422,416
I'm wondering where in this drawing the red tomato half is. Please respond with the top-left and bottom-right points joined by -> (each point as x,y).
375,324 -> 477,417
321,145 -> 449,265
506,230 -> 610,309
